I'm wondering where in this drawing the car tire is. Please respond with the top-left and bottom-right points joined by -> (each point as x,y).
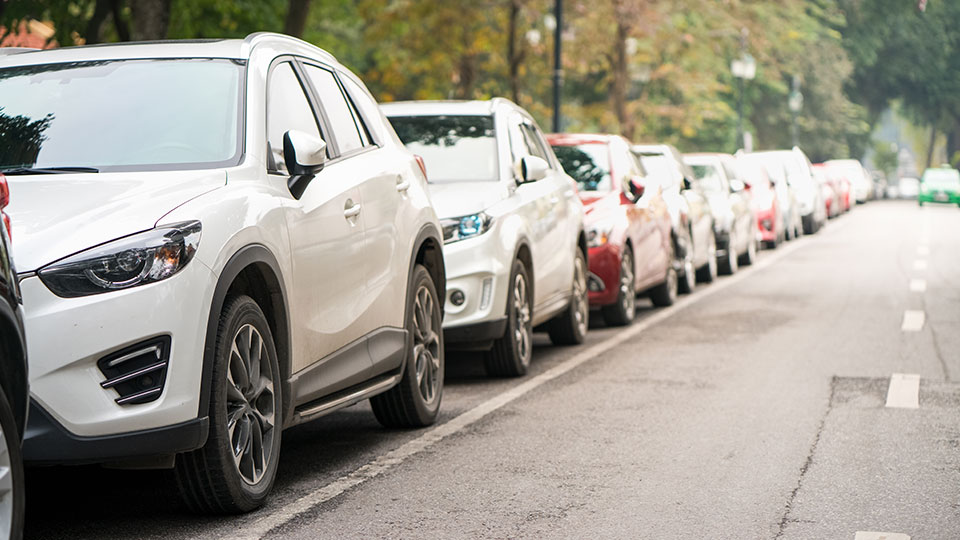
696,233 -> 718,283
547,248 -> 588,346
675,227 -> 696,295
0,384 -> 24,540
739,235 -> 757,266
719,230 -> 738,275
601,245 -> 636,326
483,259 -> 533,377
372,264 -> 444,425
649,249 -> 678,308
175,295 -> 282,514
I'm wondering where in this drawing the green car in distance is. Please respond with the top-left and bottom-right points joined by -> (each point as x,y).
918,166 -> 960,207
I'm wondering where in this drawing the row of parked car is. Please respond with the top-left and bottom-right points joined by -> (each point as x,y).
0,33 -> 874,536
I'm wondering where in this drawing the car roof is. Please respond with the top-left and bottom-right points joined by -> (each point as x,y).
380,98 -> 521,118
0,32 -> 337,68
545,133 -> 617,146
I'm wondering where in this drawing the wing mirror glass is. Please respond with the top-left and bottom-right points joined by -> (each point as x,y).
284,130 -> 327,199
518,155 -> 549,184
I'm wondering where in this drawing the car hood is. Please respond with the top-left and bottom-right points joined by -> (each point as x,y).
580,190 -> 622,225
6,170 -> 226,272
427,181 -> 509,219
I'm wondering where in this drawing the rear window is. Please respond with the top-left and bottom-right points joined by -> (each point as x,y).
387,114 -> 498,183
552,143 -> 612,192
922,168 -> 960,188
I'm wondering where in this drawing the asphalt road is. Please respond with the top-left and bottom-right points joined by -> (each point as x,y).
24,200 -> 960,539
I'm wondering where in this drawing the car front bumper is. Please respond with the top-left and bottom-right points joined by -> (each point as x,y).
587,243 -> 622,307
20,260 -> 217,453
918,190 -> 960,205
441,232 -> 512,346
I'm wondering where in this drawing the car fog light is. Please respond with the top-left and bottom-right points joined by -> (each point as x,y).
450,289 -> 466,306
480,278 -> 493,310
762,219 -> 772,230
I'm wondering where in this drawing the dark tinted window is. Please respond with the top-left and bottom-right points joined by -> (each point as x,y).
552,144 -> 612,192
267,62 -> 322,174
302,65 -> 364,155
388,115 -> 498,183
0,58 -> 243,173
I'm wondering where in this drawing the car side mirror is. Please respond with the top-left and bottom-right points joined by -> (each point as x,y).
682,177 -> 693,191
518,155 -> 549,184
284,130 -> 327,199
628,176 -> 646,201
730,179 -> 746,192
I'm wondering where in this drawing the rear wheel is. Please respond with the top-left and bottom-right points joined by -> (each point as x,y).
0,384 -> 24,540
739,234 -> 757,266
696,233 -> 718,283
483,260 -> 533,377
372,264 -> 444,425
175,295 -> 282,514
547,248 -> 588,345
719,230 -> 738,275
601,245 -> 636,326
649,246 -> 678,308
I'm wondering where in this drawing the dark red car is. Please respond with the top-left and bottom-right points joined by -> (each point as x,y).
548,134 -> 676,326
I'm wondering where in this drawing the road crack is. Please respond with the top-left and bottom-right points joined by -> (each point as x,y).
773,376 -> 838,539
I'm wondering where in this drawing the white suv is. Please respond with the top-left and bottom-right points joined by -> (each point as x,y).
383,100 -> 587,377
0,34 -> 446,512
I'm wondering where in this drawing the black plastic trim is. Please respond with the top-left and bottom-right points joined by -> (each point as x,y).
444,317 -> 508,345
23,400 -> 208,465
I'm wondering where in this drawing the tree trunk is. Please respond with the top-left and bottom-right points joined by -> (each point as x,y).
507,0 -> 524,104
947,118 -> 960,167
130,0 -> 171,41
611,19 -> 632,140
112,0 -> 131,42
84,0 -> 112,44
284,0 -> 311,38
926,124 -> 937,169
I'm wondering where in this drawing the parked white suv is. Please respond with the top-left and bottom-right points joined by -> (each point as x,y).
383,100 -> 587,377
0,34 -> 446,513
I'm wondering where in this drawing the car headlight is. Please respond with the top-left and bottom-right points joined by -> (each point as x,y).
38,221 -> 202,298
440,212 -> 493,244
586,220 -> 616,247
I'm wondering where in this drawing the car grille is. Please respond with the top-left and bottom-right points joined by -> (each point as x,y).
97,337 -> 171,405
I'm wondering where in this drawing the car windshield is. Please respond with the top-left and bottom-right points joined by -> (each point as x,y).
636,154 -> 672,180
552,143 -> 612,192
388,114 -> 499,183
689,163 -> 724,192
0,58 -> 243,173
921,168 -> 960,188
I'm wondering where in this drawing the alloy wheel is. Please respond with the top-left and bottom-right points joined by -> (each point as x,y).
619,250 -> 636,316
226,323 -> 277,486
412,284 -> 442,405
0,420 -> 12,535
572,255 -> 588,336
512,272 -> 532,367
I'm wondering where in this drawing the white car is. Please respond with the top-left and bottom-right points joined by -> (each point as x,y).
1,33 -> 447,513
383,100 -> 587,377
749,148 -> 826,235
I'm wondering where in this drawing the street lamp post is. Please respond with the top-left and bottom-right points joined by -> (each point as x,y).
552,0 -> 563,133
788,75 -> 803,148
730,28 -> 755,151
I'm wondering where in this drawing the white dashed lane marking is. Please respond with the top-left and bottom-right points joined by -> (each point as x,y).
885,374 -> 920,409
901,310 -> 925,332
916,245 -> 929,256
909,279 -> 927,293
912,260 -> 927,271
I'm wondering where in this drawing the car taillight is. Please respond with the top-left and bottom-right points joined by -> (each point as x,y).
0,174 -> 10,239
414,155 -> 428,180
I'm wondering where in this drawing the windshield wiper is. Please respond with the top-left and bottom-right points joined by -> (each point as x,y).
0,166 -> 100,175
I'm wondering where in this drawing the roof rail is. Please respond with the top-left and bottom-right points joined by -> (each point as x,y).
0,47 -> 40,57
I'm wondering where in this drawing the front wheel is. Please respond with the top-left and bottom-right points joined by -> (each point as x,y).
739,234 -> 757,266
175,295 -> 282,514
0,384 -> 24,540
696,233 -> 718,283
719,230 -> 738,275
372,264 -> 444,426
601,245 -> 636,326
484,259 -> 533,377
548,248 -> 588,345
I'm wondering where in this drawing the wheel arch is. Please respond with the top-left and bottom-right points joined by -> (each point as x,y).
0,305 -> 27,439
512,239 -> 534,311
400,223 -> 446,374
200,244 -> 292,427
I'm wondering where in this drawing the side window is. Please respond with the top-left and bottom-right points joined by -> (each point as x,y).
302,64 -> 364,155
340,75 -> 383,146
520,124 -> 549,162
267,62 -> 323,174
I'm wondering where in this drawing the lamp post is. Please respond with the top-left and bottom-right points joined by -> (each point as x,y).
551,0 -> 563,133
730,28 -> 755,151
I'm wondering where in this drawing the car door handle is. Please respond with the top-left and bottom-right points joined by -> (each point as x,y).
550,196 -> 560,205
396,176 -> 410,193
344,200 -> 361,219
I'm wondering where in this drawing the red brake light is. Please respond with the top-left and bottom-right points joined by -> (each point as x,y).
0,174 -> 8,209
414,155 -> 428,180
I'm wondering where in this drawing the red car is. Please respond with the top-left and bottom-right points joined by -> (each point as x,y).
736,154 -> 784,248
548,133 -> 676,326
816,162 -> 853,213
